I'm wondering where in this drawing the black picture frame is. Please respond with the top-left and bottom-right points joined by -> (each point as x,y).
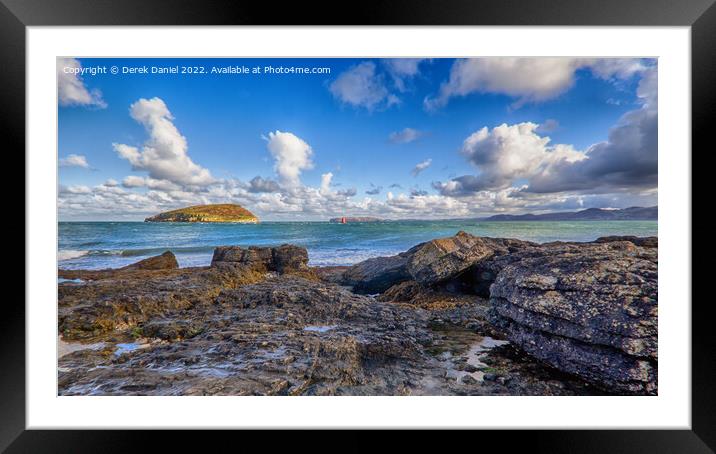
5,0 -> 710,451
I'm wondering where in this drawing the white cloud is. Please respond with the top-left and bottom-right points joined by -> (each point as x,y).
365,184 -> 382,195
383,59 -> 428,92
59,184 -> 91,195
320,172 -> 333,194
246,176 -> 280,193
528,67 -> 657,193
411,159 -> 432,176
121,175 -> 146,188
383,192 -> 469,217
388,127 -> 423,144
122,175 -> 180,191
57,58 -> 106,108
59,154 -> 90,168
329,61 -> 398,110
536,119 -> 560,133
435,66 -> 657,196
425,57 -> 649,110
588,58 -> 646,80
265,130 -> 315,187
384,59 -> 426,77
114,97 -> 215,188
435,122 -> 585,194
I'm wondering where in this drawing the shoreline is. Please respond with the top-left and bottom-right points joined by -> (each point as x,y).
58,231 -> 657,396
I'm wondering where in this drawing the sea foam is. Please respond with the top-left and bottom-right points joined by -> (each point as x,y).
58,249 -> 89,261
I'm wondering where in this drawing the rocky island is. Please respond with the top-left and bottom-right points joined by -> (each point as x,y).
144,203 -> 258,223
329,216 -> 383,223
58,231 -> 657,396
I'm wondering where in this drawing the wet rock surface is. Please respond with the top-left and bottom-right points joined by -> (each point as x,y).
341,252 -> 412,294
341,231 -> 537,295
123,250 -> 179,270
594,235 -> 658,248
211,244 -> 310,274
58,234 -> 657,396
406,231 -> 536,286
487,241 -> 658,395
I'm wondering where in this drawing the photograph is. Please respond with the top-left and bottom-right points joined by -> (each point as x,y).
56,56 -> 658,397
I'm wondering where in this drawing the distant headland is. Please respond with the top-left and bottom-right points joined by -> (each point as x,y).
478,206 -> 657,222
145,204 -> 259,223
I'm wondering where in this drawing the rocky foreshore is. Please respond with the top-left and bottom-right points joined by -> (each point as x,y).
58,231 -> 657,396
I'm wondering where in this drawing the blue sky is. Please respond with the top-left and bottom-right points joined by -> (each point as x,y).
58,57 -> 657,221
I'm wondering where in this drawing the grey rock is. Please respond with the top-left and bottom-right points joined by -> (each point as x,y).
211,244 -> 308,274
406,231 -> 533,286
488,241 -> 658,395
341,252 -> 412,294
122,251 -> 179,271
344,231 -> 536,294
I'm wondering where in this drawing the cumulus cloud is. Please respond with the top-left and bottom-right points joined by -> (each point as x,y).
122,175 -> 180,191
365,184 -> 382,195
434,122 -> 584,195
121,175 -> 146,188
329,61 -> 399,110
114,97 -> 215,188
383,58 -> 428,91
264,130 -> 314,187
320,172 -> 334,194
246,176 -> 281,193
434,66 -> 657,197
537,119 -> 560,133
59,154 -> 90,168
383,192 -> 469,218
388,127 -> 424,144
528,67 -> 657,193
57,58 -> 106,108
411,159 -> 432,177
425,57 -> 649,110
384,59 -> 426,78
59,184 -> 91,195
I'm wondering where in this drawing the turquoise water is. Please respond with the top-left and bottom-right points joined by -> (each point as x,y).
58,220 -> 657,269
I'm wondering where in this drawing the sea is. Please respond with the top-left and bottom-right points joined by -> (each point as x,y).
58,220 -> 658,270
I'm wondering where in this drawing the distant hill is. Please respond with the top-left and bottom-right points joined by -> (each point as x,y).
329,217 -> 383,223
145,204 -> 259,223
480,206 -> 657,222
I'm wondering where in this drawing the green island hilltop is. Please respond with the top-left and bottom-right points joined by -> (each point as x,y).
144,204 -> 259,223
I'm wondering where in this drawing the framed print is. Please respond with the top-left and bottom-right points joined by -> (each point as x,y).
7,0 -> 712,451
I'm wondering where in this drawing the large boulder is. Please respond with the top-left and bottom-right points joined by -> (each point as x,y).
272,244 -> 310,273
341,253 -> 412,294
211,244 -> 308,274
593,235 -> 658,248
487,241 -> 657,395
121,251 -> 178,270
406,231 -> 536,286
342,231 -> 536,294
